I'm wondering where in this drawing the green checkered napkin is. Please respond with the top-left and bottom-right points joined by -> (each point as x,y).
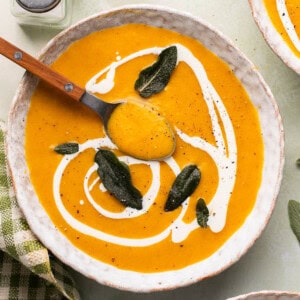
0,121 -> 80,300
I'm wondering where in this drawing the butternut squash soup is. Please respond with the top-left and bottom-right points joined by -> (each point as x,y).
263,0 -> 300,57
25,23 -> 263,273
107,100 -> 176,160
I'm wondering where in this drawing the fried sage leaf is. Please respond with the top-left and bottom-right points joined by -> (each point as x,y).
164,164 -> 201,212
95,149 -> 143,210
288,200 -> 300,243
196,198 -> 209,228
134,45 -> 177,98
54,142 -> 79,155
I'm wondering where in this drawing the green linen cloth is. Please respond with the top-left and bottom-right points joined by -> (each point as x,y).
0,121 -> 80,300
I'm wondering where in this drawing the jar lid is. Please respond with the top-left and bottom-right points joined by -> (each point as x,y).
16,0 -> 61,13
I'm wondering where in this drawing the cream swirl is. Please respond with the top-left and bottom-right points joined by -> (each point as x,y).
276,0 -> 300,51
53,44 -> 237,246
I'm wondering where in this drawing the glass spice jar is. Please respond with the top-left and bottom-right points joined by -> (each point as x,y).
10,0 -> 72,29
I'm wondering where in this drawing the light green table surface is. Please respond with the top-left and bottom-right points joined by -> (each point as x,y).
0,1 -> 300,299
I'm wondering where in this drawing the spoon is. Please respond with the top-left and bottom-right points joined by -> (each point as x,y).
0,37 -> 120,127
0,37 -> 176,160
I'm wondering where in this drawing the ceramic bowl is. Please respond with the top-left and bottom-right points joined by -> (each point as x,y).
6,5 -> 284,292
228,291 -> 300,300
249,0 -> 300,74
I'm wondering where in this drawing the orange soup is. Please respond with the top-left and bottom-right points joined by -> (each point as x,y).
25,24 -> 263,272
263,0 -> 300,57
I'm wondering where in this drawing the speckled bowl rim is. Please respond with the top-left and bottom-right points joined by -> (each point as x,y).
228,290 -> 300,300
6,4 -> 284,292
249,0 -> 300,75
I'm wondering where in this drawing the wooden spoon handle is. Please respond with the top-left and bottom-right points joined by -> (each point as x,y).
0,37 -> 85,101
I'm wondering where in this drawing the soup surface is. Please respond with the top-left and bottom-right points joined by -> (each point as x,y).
107,100 -> 176,160
263,0 -> 300,57
25,24 -> 263,272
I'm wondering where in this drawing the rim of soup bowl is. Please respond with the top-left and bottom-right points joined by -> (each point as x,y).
228,290 -> 300,300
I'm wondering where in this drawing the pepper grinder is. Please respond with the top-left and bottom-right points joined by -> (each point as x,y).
10,0 -> 72,28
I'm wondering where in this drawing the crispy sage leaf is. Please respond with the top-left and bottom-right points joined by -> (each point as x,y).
288,200 -> 300,243
95,149 -> 143,210
134,46 -> 177,98
196,198 -> 209,228
54,143 -> 79,155
297,158 -> 300,167
164,164 -> 201,212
